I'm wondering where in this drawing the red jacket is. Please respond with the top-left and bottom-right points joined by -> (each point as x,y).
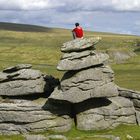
72,26 -> 83,38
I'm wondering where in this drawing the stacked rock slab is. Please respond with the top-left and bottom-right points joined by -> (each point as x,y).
49,38 -> 137,130
118,87 -> 140,126
0,64 -> 72,134
0,64 -> 46,96
0,99 -> 72,134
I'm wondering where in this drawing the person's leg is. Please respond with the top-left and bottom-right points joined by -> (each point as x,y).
72,31 -> 76,39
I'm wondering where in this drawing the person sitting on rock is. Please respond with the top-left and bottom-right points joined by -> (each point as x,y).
72,23 -> 84,39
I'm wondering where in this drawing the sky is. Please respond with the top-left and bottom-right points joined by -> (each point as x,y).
0,0 -> 140,35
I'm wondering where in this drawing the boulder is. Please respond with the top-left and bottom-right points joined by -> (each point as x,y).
0,99 -> 72,134
0,65 -> 59,96
49,82 -> 119,103
75,97 -> 136,130
0,78 -> 46,96
61,37 -> 101,52
61,66 -> 114,91
106,49 -> 136,64
24,135 -> 46,140
49,66 -> 118,103
118,87 -> 140,113
57,52 -> 109,71
47,135 -> 67,140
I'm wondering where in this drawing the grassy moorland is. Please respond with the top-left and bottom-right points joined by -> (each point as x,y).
0,22 -> 140,91
0,22 -> 140,139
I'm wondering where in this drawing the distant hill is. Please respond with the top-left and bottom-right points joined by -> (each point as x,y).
0,22 -> 129,35
0,22 -> 52,32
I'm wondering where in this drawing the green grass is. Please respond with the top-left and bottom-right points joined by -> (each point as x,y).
111,52 -> 140,91
1,125 -> 139,140
56,125 -> 140,140
0,135 -> 24,140
0,22 -> 140,139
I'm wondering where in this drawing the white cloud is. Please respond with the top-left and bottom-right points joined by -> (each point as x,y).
0,0 -> 64,10
0,0 -> 140,12
111,0 -> 140,11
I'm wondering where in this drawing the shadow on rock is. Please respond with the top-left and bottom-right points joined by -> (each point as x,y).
44,75 -> 60,97
73,97 -> 112,114
42,99 -> 72,116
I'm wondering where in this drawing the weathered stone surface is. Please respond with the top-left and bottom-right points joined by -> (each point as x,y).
57,52 -> 109,71
61,37 -> 101,52
136,111 -> 140,126
61,66 -> 114,91
107,49 -> 136,64
0,65 -> 59,96
118,87 -> 140,99
132,99 -> 140,108
0,99 -> 72,134
93,135 -> 120,140
24,135 -> 46,140
75,97 -> 136,130
3,64 -> 32,73
6,69 -> 42,80
0,72 -> 8,82
62,50 -> 96,60
47,135 -> 67,140
0,78 -> 46,96
49,66 -> 118,103
49,82 -> 119,103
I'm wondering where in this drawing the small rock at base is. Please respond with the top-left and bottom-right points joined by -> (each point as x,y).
24,134 -> 47,140
47,135 -> 67,140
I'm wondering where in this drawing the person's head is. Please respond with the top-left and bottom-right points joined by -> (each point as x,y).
75,23 -> 79,27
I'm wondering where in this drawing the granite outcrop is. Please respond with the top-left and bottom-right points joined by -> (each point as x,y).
0,38 -> 140,135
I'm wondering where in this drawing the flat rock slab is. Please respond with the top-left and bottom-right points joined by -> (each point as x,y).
0,69 -> 43,82
75,96 -> 136,130
0,66 -> 54,96
61,37 -> 101,52
118,87 -> 140,99
6,69 -> 43,80
49,82 -> 119,103
0,78 -> 46,96
133,99 -> 140,108
0,99 -> 72,134
3,64 -> 32,73
57,52 -> 109,71
61,66 -> 114,91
